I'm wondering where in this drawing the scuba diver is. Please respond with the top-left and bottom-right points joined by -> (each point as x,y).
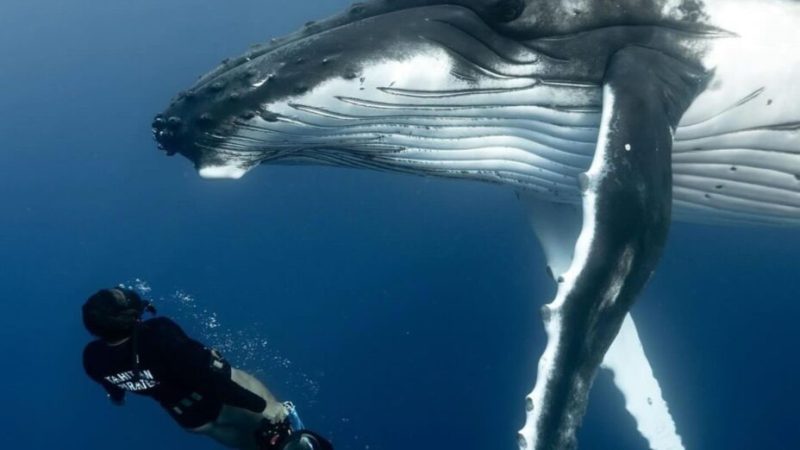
82,287 -> 333,450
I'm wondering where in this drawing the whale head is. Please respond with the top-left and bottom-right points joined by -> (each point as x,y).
150,2 -> 596,182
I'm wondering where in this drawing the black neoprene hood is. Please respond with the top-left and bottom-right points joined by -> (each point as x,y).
82,288 -> 147,340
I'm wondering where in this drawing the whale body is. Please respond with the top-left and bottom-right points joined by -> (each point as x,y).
152,1 -> 800,449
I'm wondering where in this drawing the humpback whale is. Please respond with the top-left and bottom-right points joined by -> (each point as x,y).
152,1 -> 800,448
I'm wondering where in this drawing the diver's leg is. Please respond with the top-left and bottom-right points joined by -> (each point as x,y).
192,412 -> 253,449
231,368 -> 288,422
192,404 -> 263,449
192,368 -> 285,450
230,368 -> 272,398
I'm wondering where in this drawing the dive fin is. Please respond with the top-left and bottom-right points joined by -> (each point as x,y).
281,431 -> 334,450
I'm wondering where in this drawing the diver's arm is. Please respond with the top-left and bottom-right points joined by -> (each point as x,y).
83,345 -> 126,406
104,383 -> 126,406
95,376 -> 126,405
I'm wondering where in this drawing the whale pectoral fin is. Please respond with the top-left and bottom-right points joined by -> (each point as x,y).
518,195 -> 581,279
602,315 -> 685,450
519,194 -> 685,450
519,46 -> 708,450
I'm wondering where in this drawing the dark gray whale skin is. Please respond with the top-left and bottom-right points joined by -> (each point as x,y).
153,1 -> 722,449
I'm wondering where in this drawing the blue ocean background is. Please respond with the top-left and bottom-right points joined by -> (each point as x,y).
1,1 -> 798,449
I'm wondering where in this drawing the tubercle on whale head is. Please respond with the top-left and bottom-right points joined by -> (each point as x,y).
149,48 -> 290,176
150,14 -> 369,174
152,109 -> 261,179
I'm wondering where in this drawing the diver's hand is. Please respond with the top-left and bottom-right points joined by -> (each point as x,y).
262,401 -> 289,424
108,394 -> 125,406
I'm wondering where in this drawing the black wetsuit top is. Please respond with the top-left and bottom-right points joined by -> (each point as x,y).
83,317 -> 266,428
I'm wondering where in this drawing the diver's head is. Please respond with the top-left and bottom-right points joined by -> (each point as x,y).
82,288 -> 153,342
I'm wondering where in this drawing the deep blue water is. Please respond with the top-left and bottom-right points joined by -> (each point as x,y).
1,1 -> 798,449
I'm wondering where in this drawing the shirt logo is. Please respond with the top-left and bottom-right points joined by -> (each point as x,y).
104,369 -> 159,391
